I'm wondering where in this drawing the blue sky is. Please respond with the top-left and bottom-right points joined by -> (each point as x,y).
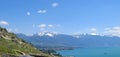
0,0 -> 120,36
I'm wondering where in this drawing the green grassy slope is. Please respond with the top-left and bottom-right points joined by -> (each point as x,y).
0,27 -> 52,57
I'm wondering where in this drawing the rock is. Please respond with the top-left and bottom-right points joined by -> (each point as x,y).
19,55 -> 33,57
30,54 -> 47,57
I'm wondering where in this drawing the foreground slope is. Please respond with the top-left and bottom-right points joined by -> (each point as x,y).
0,27 -> 52,57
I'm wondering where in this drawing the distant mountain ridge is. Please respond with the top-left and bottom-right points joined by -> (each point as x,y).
16,32 -> 120,49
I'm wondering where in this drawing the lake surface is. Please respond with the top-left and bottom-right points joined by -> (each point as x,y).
57,47 -> 120,57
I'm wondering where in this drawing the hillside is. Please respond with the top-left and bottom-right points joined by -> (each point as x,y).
0,27 -> 53,57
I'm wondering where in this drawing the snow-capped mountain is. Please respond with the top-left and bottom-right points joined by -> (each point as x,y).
16,32 -> 120,48
37,32 -> 56,37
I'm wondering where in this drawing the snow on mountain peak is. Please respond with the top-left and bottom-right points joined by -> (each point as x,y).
46,33 -> 54,37
38,32 -> 45,36
73,35 -> 81,38
38,32 -> 55,37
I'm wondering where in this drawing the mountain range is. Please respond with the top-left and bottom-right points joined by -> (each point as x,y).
16,32 -> 120,49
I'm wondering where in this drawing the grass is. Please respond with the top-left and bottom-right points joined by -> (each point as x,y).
0,37 -> 52,57
0,27 -> 54,57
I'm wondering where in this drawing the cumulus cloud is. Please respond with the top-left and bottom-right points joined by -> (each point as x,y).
0,20 -> 9,25
37,24 -> 60,31
38,24 -> 46,28
105,26 -> 120,37
37,10 -> 47,14
48,24 -> 54,28
27,11 -> 31,16
90,28 -> 97,32
52,2 -> 59,7
38,24 -> 60,28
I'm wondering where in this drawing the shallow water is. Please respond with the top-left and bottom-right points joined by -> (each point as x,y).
57,47 -> 120,57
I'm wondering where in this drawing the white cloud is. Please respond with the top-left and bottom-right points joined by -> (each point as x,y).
38,24 -> 46,28
105,26 -> 120,37
48,24 -> 54,28
37,10 -> 42,13
0,20 -> 9,25
37,24 -> 61,31
52,2 -> 59,7
27,12 -> 30,16
90,28 -> 97,32
89,28 -> 98,35
48,24 -> 61,28
37,10 -> 47,14
42,10 -> 47,13
38,24 -> 60,28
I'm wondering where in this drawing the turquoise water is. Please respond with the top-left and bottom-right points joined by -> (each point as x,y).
57,47 -> 120,57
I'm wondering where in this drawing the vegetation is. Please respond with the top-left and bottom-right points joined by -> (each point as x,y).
39,48 -> 62,57
0,27 -> 53,57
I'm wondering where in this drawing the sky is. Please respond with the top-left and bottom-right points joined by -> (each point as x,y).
0,0 -> 120,36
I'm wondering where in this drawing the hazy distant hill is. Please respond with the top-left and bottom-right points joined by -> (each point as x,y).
16,32 -> 120,48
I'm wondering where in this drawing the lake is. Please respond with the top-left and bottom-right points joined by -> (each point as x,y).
57,47 -> 120,57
